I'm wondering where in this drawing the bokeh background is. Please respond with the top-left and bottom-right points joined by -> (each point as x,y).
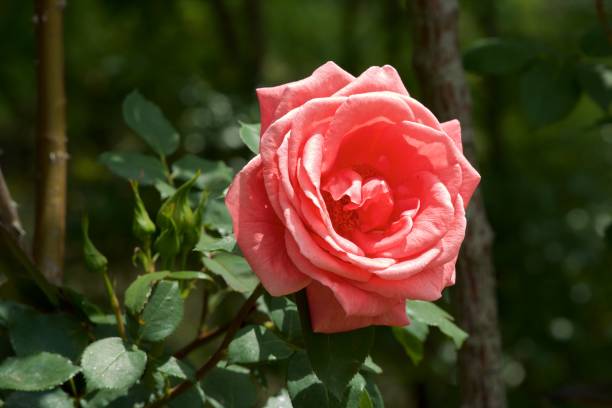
1,0 -> 612,407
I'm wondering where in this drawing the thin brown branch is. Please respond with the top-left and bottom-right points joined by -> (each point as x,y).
173,324 -> 229,360
0,167 -> 27,253
147,285 -> 265,408
411,1 -> 506,407
595,0 -> 612,45
33,0 -> 68,285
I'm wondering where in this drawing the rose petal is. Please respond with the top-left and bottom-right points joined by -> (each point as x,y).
307,282 -> 409,333
256,62 -> 354,133
322,92 -> 416,175
225,156 -> 311,295
441,119 -> 462,152
334,65 -> 409,97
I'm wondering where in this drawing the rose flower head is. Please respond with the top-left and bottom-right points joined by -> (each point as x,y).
226,62 -> 480,333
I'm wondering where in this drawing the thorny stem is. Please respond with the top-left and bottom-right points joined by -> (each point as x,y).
102,271 -> 126,340
33,0 -> 68,285
146,285 -> 265,408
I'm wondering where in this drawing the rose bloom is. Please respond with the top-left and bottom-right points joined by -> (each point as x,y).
226,62 -> 479,333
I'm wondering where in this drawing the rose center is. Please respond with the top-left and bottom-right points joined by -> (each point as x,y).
322,167 -> 395,235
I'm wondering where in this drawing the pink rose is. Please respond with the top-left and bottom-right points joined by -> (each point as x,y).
226,62 -> 480,333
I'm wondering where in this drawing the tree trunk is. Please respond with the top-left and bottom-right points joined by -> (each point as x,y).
33,0 -> 67,285
411,1 -> 506,407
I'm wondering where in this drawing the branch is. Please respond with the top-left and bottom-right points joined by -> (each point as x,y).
595,0 -> 612,45
33,0 -> 68,285
0,167 -> 27,252
0,166 -> 60,306
173,324 -> 229,360
411,1 -> 506,407
147,285 -> 265,408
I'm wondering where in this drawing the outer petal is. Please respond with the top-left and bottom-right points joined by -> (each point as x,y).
225,156 -> 311,295
286,234 -> 400,316
256,62 -> 354,133
334,65 -> 409,97
441,119 -> 462,152
307,282 -> 409,333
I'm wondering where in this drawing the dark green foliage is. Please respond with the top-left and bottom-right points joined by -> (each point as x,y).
238,122 -> 261,154
4,389 -> 73,408
463,38 -> 536,75
0,353 -> 79,391
519,61 -> 581,126
99,152 -> 166,186
228,324 -> 295,364
201,365 -> 257,408
202,253 -> 260,293
122,91 -> 180,156
138,280 -> 184,342
287,351 -> 330,408
81,337 -> 147,391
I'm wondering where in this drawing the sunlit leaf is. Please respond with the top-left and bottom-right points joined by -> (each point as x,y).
81,337 -> 147,391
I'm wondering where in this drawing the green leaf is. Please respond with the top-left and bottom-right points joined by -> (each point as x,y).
203,198 -> 233,234
139,280 -> 184,342
194,231 -> 236,254
287,351 -> 329,408
201,365 -> 257,408
4,389 -> 73,408
155,357 -> 205,408
123,90 -> 180,156
578,64 -> 612,111
298,302 -> 375,399
580,26 -> 612,57
81,337 -> 147,391
124,271 -> 170,315
361,356 -> 382,375
392,320 -> 429,365
9,312 -> 89,361
172,154 -> 233,196
99,152 -> 166,185
362,373 -> 384,408
169,384 -> 206,408
81,216 -> 108,274
263,389 -> 292,408
238,122 -> 260,154
202,253 -> 259,293
0,301 -> 31,327
342,374 -> 369,408
264,295 -> 302,343
406,301 -> 467,348
167,270 -> 215,282
82,388 -> 130,408
228,325 -> 294,364
0,352 -> 79,391
463,38 -> 536,75
156,356 -> 195,381
519,61 -> 580,126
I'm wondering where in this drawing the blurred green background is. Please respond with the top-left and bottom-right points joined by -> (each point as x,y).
1,0 -> 612,407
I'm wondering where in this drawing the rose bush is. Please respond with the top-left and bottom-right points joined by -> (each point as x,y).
226,62 -> 480,333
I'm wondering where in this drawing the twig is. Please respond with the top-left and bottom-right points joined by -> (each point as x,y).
33,0 -> 68,285
147,285 -> 265,408
0,223 -> 59,307
173,324 -> 229,360
595,0 -> 612,45
102,272 -> 126,340
0,167 -> 27,249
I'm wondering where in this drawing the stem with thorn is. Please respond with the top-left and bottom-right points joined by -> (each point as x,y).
146,284 -> 264,408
